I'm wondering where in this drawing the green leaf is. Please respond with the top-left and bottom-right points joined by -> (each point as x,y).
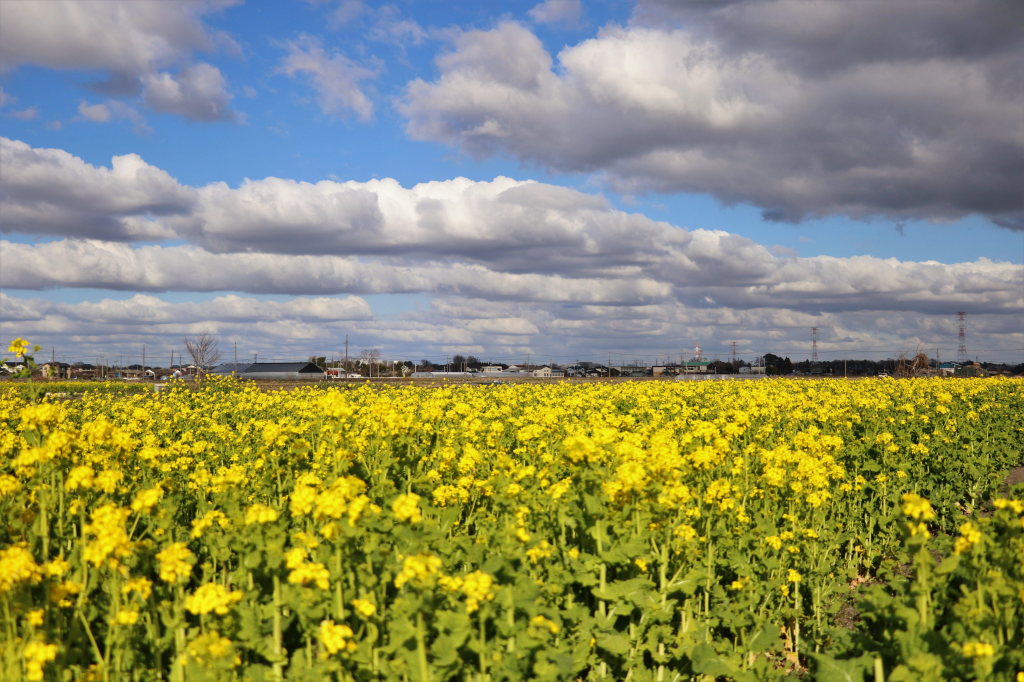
690,643 -> 741,678
745,624 -> 782,653
596,633 -> 631,656
808,653 -> 872,682
668,568 -> 707,597
934,554 -> 960,575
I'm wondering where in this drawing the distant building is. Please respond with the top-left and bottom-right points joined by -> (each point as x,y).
324,369 -> 361,378
481,366 -> 504,373
209,363 -> 250,376
39,362 -> 72,379
239,362 -> 324,380
938,362 -> 960,376
532,366 -> 558,378
680,361 -> 712,374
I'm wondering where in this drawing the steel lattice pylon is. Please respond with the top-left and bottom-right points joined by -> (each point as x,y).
956,312 -> 968,364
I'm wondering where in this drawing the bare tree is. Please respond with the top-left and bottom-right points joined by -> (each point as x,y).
894,346 -> 930,378
359,348 -> 382,376
184,332 -> 222,378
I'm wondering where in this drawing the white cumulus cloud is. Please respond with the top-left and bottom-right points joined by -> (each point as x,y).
399,7 -> 1024,227
0,0 -> 242,123
276,36 -> 379,121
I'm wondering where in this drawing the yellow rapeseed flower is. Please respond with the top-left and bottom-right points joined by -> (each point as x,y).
23,640 -> 58,681
901,493 -> 936,521
131,486 -> 163,513
394,553 -> 442,589
245,504 -> 279,525
351,598 -> 377,617
156,542 -> 195,583
531,615 -> 560,635
185,583 -> 244,615
954,521 -> 983,555
319,620 -> 357,657
962,642 -> 995,658
0,546 -> 43,592
392,492 -> 422,523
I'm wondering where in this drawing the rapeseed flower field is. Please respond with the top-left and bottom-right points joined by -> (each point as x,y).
1,370 -> 1023,681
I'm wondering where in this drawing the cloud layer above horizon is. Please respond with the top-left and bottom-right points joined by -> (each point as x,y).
0,0 -> 1022,363
1,137 -> 1021,361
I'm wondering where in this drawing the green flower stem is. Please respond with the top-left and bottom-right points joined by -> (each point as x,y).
873,656 -> 885,682
273,574 -> 284,681
416,612 -> 431,682
506,585 -> 516,653
335,547 -> 345,621
477,613 -> 487,678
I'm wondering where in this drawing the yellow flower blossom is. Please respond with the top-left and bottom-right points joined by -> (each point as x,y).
131,486 -> 163,513
392,492 -> 422,523
23,640 -> 58,681
82,504 -> 133,568
954,521 -> 983,555
288,561 -> 331,590
351,598 -> 377,617
122,578 -> 153,600
185,583 -> 244,615
901,493 -> 936,521
962,642 -> 995,658
394,553 -> 442,589
156,542 -> 195,583
245,503 -> 279,525
115,610 -> 140,626
531,615 -> 560,635
526,540 -> 554,564
319,620 -> 357,657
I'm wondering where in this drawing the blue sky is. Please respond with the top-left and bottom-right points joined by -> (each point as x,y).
1,0 -> 1022,366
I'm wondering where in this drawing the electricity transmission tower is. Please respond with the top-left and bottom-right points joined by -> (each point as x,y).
811,327 -> 819,363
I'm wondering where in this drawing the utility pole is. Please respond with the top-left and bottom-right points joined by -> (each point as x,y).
608,353 -> 611,379
142,344 -> 146,378
844,350 -> 847,378
345,335 -> 349,375
956,312 -> 968,364
234,341 -> 238,375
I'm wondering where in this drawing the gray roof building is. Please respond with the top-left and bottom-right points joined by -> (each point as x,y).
239,362 -> 324,380
210,363 -> 252,375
